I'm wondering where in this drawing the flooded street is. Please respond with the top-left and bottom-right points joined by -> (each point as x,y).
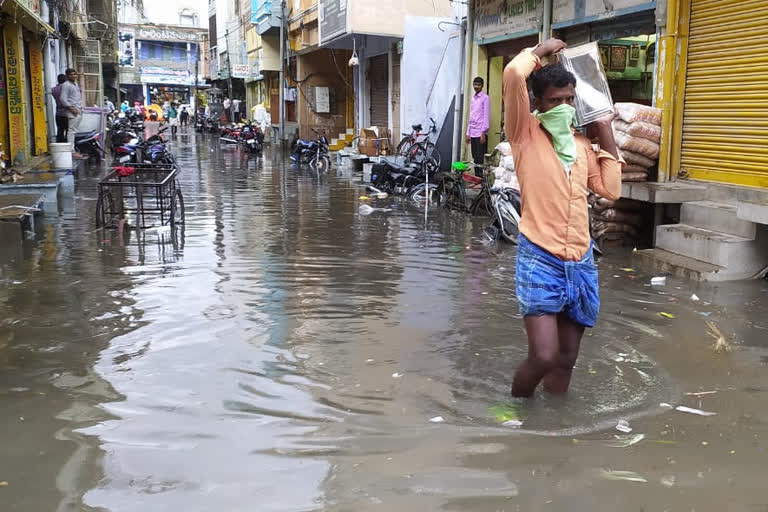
2,131 -> 768,511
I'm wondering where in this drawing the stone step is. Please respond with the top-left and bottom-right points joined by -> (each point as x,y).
346,128 -> 354,135
737,199 -> 768,225
656,223 -> 765,273
681,200 -> 756,239
632,248 -> 729,282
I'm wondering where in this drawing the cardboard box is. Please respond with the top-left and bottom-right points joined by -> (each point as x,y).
358,127 -> 392,156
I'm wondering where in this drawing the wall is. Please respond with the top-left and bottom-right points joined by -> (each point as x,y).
296,49 -> 352,138
400,16 -> 458,144
348,0 -> 452,38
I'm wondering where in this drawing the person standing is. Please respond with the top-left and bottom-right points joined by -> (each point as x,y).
503,39 -> 621,398
166,102 -> 179,136
223,97 -> 231,122
58,68 -> 85,159
104,97 -> 115,113
180,107 -> 189,128
232,98 -> 241,123
51,74 -> 68,143
465,76 -> 490,175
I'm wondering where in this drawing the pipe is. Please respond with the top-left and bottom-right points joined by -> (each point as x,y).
542,0 -> 552,41
279,0 -> 286,145
656,0 -> 680,182
461,0 -> 474,161
451,18 -> 467,164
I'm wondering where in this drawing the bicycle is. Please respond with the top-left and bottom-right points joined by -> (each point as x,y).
398,118 -> 441,170
436,162 -> 470,212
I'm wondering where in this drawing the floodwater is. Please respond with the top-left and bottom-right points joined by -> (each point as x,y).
1,129 -> 768,511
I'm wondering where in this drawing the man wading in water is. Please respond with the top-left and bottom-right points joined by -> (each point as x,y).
504,39 -> 621,397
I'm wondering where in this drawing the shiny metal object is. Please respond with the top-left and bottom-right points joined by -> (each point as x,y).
559,42 -> 614,126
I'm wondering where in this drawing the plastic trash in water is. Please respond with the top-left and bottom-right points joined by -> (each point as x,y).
659,312 -> 675,319
502,419 -> 523,428
359,204 -> 392,215
429,416 -> 445,423
615,419 -> 633,433
691,293 -> 700,302
375,192 -> 388,199
675,406 -> 717,416
489,404 -> 521,424
607,434 -> 645,448
651,276 -> 666,286
391,372 -> 402,378
599,469 -> 648,483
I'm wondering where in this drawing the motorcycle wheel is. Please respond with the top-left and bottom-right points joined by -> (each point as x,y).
170,188 -> 185,228
310,154 -> 330,172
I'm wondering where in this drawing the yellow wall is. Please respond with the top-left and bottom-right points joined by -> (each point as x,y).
28,39 -> 47,155
487,56 -> 503,150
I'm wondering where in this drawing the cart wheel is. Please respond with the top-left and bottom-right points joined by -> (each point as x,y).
95,191 -> 116,228
170,188 -> 185,228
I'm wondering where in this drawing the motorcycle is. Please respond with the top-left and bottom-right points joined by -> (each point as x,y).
75,131 -> 105,159
240,123 -> 263,155
291,129 -> 330,171
484,186 -> 522,244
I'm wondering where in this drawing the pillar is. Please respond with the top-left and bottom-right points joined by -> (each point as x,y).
3,23 -> 30,164
29,38 -> 48,154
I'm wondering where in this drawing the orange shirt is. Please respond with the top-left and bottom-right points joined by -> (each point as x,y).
503,50 -> 622,261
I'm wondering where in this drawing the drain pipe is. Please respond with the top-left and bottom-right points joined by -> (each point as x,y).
461,1 -> 475,162
542,0 -> 552,40
451,18 -> 467,165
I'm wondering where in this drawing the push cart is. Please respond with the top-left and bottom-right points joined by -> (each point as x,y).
95,162 -> 184,229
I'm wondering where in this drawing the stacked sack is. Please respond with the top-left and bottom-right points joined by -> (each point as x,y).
589,193 -> 649,247
612,103 -> 662,182
491,142 -> 520,191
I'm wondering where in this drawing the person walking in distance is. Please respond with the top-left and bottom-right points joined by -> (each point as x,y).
180,106 -> 189,128
58,68 -> 85,159
166,102 -> 179,136
465,77 -> 490,176
504,39 -> 621,398
51,74 -> 68,143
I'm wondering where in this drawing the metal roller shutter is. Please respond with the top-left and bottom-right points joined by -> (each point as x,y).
369,54 -> 389,128
680,0 -> 768,188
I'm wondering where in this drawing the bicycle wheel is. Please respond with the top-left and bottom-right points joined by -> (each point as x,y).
469,186 -> 494,217
423,142 -> 441,168
396,137 -> 413,157
170,188 -> 185,228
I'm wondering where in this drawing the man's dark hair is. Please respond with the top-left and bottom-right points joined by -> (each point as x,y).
57,74 -> 66,84
65,68 -> 76,75
530,63 -> 576,98
473,76 -> 484,86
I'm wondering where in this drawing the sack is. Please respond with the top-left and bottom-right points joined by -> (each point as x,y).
593,208 -> 644,227
593,220 -> 639,238
614,131 -> 660,159
619,149 -> 656,168
622,164 -> 648,173
615,102 -> 662,125
621,171 -> 648,182
613,119 -> 661,144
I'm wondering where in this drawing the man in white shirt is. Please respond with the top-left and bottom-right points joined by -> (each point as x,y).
58,68 -> 85,158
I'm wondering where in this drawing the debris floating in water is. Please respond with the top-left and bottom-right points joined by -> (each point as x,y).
599,469 -> 648,483
660,475 -> 676,487
651,276 -> 666,286
707,321 -> 733,353
675,406 -> 717,416
429,416 -> 444,423
691,293 -> 700,302
615,419 -> 633,433
391,372 -> 402,378
359,204 -> 392,215
489,404 -> 521,424
660,402 -> 674,408
659,312 -> 675,319
607,433 -> 645,448
502,419 -> 523,428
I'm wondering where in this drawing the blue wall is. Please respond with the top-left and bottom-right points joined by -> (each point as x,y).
138,41 -> 198,61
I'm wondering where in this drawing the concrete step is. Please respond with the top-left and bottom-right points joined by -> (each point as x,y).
621,181 -> 707,203
737,199 -> 768,225
656,223 -> 765,273
633,248 -> 729,281
681,201 -> 756,239
346,128 -> 354,135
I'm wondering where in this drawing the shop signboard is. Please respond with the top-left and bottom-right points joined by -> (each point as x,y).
554,0 -> 656,28
119,31 -> 135,67
3,24 -> 28,162
140,66 -> 192,85
137,27 -> 200,42
28,41 -> 47,153
319,0 -> 347,45
474,0 -> 543,44
232,65 -> 250,79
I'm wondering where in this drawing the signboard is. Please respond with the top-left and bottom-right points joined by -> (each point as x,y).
119,31 -> 135,67
232,64 -> 249,78
319,0 -> 347,45
137,27 -> 201,42
140,66 -> 192,85
28,41 -> 47,154
3,24 -> 28,163
554,0 -> 656,27
474,0 -> 543,43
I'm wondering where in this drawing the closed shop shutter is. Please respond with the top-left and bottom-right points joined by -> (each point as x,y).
679,0 -> 768,188
369,54 -> 389,128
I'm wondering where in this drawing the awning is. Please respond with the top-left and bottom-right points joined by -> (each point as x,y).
1,0 -> 56,35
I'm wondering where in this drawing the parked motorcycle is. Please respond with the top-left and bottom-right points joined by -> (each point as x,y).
240,123 -> 263,155
291,129 -> 330,171
75,131 -> 105,159
484,186 -> 522,244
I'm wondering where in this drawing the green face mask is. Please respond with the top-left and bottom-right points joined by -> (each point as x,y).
534,104 -> 577,172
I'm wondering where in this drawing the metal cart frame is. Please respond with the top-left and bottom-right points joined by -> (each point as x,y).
96,163 -> 184,229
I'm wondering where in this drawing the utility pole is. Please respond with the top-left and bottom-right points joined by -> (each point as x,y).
225,28 -> 233,122
278,0 -> 286,146
194,41 -> 199,111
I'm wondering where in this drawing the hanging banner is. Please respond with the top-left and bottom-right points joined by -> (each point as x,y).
3,24 -> 29,163
28,40 -> 47,154
119,31 -> 136,67
0,38 -> 9,155
474,0 -> 543,43
232,64 -> 249,78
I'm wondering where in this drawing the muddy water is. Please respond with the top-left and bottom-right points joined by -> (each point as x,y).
1,131 -> 767,511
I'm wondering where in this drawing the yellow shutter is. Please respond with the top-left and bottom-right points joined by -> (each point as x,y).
679,0 -> 768,188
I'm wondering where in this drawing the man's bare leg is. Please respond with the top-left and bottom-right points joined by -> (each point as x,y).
511,315 -> 560,397
542,313 -> 584,394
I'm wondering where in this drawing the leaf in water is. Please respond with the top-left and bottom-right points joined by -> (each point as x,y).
599,469 -> 648,483
489,404 -> 521,423
606,434 -> 646,448
659,312 -> 675,319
